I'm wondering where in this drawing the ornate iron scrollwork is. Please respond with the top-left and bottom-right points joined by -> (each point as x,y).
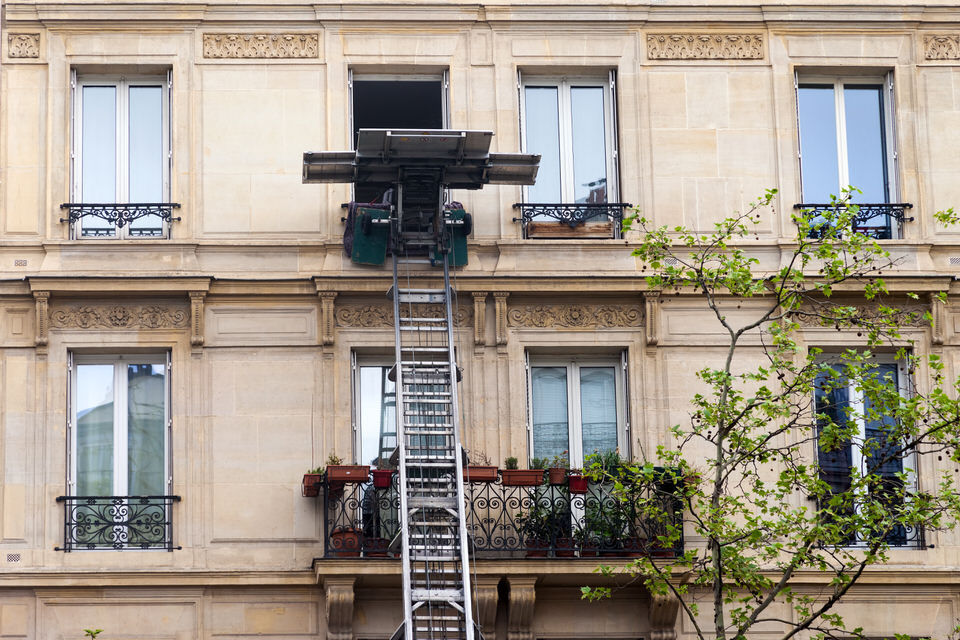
55,495 -> 181,551
59,203 -> 182,238
512,203 -> 632,238
793,202 -> 914,240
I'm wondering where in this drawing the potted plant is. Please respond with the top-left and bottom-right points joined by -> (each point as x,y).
464,450 -> 498,483
500,456 -> 544,487
364,536 -> 391,557
325,453 -> 370,484
567,468 -> 588,494
516,500 -> 553,558
371,458 -> 395,489
329,525 -> 362,557
547,451 -> 569,485
302,465 -> 325,497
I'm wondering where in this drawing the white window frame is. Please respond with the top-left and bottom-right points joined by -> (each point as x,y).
71,71 -> 172,239
796,72 -> 898,205
526,355 -> 627,468
68,353 -> 172,497
814,354 -> 916,545
518,72 -> 619,204
352,354 -> 397,468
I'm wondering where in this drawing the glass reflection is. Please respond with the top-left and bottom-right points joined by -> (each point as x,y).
570,87 -> 607,204
798,85 -> 840,202
76,364 -> 115,495
532,367 -> 569,460
524,87 -> 561,203
579,367 -> 617,455
81,86 -> 117,236
128,85 -> 164,235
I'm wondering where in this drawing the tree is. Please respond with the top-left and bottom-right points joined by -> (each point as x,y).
583,189 -> 960,640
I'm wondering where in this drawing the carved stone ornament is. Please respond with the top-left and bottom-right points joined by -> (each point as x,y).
202,33 -> 319,58
791,303 -> 930,328
49,304 -> 189,330
646,33 -> 764,60
507,303 -> 642,329
7,34 -> 40,58
335,303 -> 472,328
924,35 -> 960,60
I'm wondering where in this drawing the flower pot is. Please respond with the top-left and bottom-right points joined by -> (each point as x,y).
525,538 -> 549,558
330,527 -> 361,557
464,465 -> 499,483
555,537 -> 576,558
548,467 -> 567,485
619,536 -> 645,558
326,465 -> 370,484
568,473 -> 588,494
372,469 -> 394,489
579,544 -> 599,557
302,473 -> 323,497
364,536 -> 391,557
501,469 -> 544,486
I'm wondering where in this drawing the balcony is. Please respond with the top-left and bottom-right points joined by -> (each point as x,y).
512,203 -> 632,239
321,476 -> 683,559
59,203 -> 181,238
793,202 -> 913,240
55,495 -> 181,551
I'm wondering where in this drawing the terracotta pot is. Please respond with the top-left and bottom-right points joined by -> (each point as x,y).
568,474 -> 589,494
302,473 -> 323,497
501,469 -> 544,486
326,465 -> 370,484
525,539 -> 549,558
464,465 -> 499,483
579,544 -> 599,557
619,536 -> 645,558
372,469 -> 394,489
555,537 -> 576,558
330,528 -> 361,557
364,537 -> 391,557
548,467 -> 567,485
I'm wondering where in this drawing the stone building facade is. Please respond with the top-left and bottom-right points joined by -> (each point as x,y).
1,0 -> 960,638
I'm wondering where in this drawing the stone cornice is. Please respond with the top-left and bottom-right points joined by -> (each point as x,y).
26,276 -> 212,295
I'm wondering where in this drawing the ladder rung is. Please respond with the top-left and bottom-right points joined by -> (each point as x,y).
408,498 -> 457,508
411,588 -> 464,600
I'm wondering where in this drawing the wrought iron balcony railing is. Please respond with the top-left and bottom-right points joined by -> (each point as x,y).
322,476 -> 683,559
512,203 -> 632,239
59,203 -> 182,238
55,495 -> 181,551
793,203 -> 913,240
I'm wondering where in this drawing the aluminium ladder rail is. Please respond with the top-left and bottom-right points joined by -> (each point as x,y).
391,251 -> 476,640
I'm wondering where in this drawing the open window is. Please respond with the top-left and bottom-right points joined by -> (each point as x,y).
349,71 -> 448,204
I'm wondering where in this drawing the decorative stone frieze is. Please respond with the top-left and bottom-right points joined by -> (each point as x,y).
924,35 -> 960,60
507,303 -> 642,329
335,303 -> 472,328
202,33 -> 319,58
646,33 -> 764,60
791,303 -> 929,328
49,303 -> 189,330
7,34 -> 40,58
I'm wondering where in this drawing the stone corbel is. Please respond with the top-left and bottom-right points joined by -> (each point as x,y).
648,592 -> 681,640
507,576 -> 536,640
473,576 -> 500,639
930,293 -> 946,346
324,576 -> 355,640
189,292 -> 206,352
494,292 -> 509,347
319,292 -> 337,345
644,292 -> 660,347
473,292 -> 488,346
33,291 -> 49,353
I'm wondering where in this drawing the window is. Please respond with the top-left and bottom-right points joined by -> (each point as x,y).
354,358 -> 397,468
349,71 -> 448,204
796,74 -> 902,237
71,72 -> 171,238
527,356 -> 627,467
62,353 -> 175,551
813,358 -> 916,546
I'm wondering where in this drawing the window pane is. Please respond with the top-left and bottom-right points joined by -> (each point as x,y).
127,364 -> 166,495
862,364 -> 902,478
360,366 -> 396,468
579,367 -> 617,456
570,86 -> 608,204
81,86 -> 117,236
128,86 -> 164,235
814,367 -> 852,495
524,87 -> 562,203
843,85 -> 888,204
532,367 -> 568,460
76,364 -> 115,495
798,85 -> 840,202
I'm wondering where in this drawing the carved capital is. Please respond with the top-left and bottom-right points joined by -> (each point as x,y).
924,34 -> 960,60
494,293 -> 509,346
189,291 -> 206,350
507,576 -> 536,640
507,302 -> 642,329
648,593 -> 680,640
473,292 -> 489,346
203,33 -> 319,58
647,33 -> 764,60
33,291 -> 50,350
324,577 -> 355,640
8,34 -> 40,58
319,292 -> 338,345
473,576 -> 500,639
644,292 -> 661,347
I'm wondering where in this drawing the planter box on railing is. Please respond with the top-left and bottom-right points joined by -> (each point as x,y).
326,465 -> 370,483
501,469 -> 544,486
